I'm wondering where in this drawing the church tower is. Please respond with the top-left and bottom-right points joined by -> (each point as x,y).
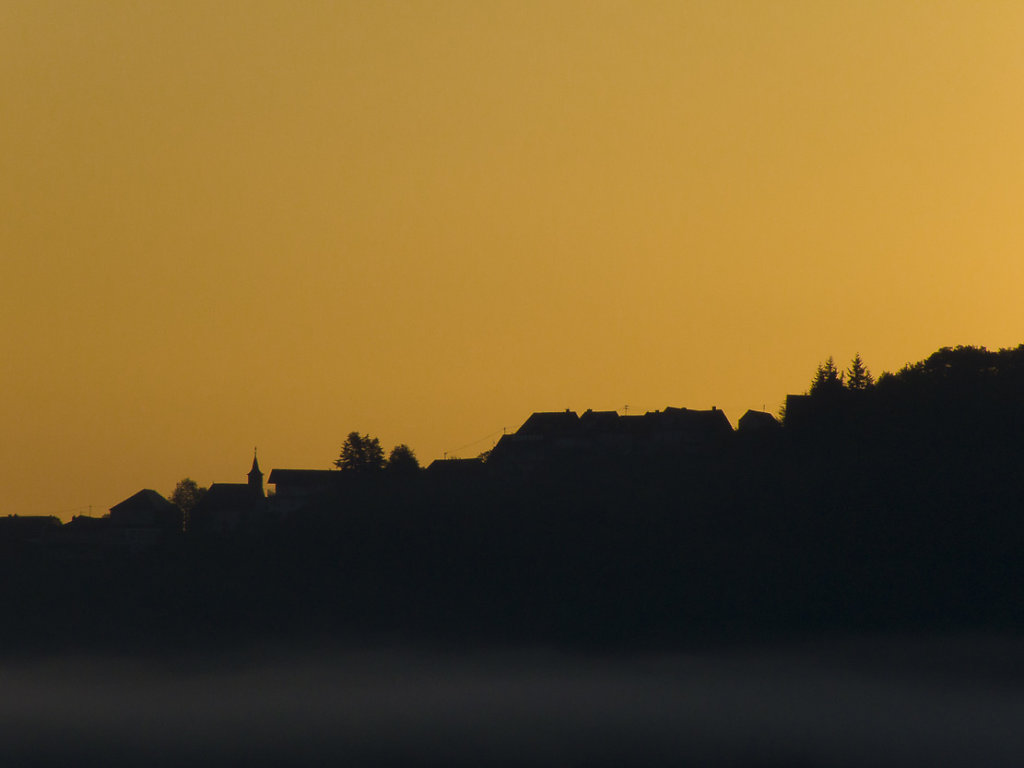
248,449 -> 264,497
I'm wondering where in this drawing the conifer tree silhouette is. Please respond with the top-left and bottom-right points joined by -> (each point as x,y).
335,432 -> 385,472
846,353 -> 874,390
809,356 -> 844,395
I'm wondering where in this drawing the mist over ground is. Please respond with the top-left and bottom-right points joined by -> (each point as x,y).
2,635 -> 1023,767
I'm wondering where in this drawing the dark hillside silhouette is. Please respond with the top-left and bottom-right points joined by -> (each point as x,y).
2,344 -> 1024,654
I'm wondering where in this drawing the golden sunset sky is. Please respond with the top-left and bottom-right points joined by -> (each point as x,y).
3,1 -> 1023,518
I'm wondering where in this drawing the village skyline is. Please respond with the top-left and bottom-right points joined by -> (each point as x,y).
17,353 -> 838,522
9,342 -> 1006,528
4,3 -> 1023,525
5,4 -> 1024,764
2,344 -> 1010,522
5,341 -> 1024,656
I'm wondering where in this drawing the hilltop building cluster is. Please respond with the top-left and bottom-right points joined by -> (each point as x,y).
0,406 -> 780,557
5,346 -> 1022,654
489,406 -> 733,464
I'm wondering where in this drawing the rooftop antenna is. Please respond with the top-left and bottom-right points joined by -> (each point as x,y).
623,404 -> 629,416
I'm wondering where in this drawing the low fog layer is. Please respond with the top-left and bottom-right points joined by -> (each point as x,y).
1,635 -> 1022,767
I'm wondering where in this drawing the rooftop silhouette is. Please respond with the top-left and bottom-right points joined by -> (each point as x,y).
1,344 -> 1023,654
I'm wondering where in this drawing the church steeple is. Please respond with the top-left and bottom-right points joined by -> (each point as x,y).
248,449 -> 264,497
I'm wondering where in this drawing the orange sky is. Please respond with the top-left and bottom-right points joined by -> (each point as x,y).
3,1 -> 1023,519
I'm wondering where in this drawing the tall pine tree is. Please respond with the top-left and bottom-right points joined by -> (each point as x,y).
810,356 -> 844,395
846,353 -> 874,390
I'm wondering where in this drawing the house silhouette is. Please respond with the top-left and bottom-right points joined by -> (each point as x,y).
190,452 -> 268,535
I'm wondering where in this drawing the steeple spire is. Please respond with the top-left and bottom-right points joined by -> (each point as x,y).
248,448 -> 264,497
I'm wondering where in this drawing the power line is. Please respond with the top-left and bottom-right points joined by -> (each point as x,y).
445,427 -> 506,458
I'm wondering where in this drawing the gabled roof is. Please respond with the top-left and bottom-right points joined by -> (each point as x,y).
267,469 -> 339,486
190,483 -> 266,525
579,410 -> 619,430
513,406 -> 734,440
199,483 -> 260,505
517,410 -> 580,436
426,458 -> 484,473
65,515 -> 111,531
658,406 -> 734,433
109,489 -> 179,517
738,409 -> 781,431
108,489 -> 183,530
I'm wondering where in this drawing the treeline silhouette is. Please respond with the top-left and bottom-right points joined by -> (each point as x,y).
3,344 -> 1024,655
